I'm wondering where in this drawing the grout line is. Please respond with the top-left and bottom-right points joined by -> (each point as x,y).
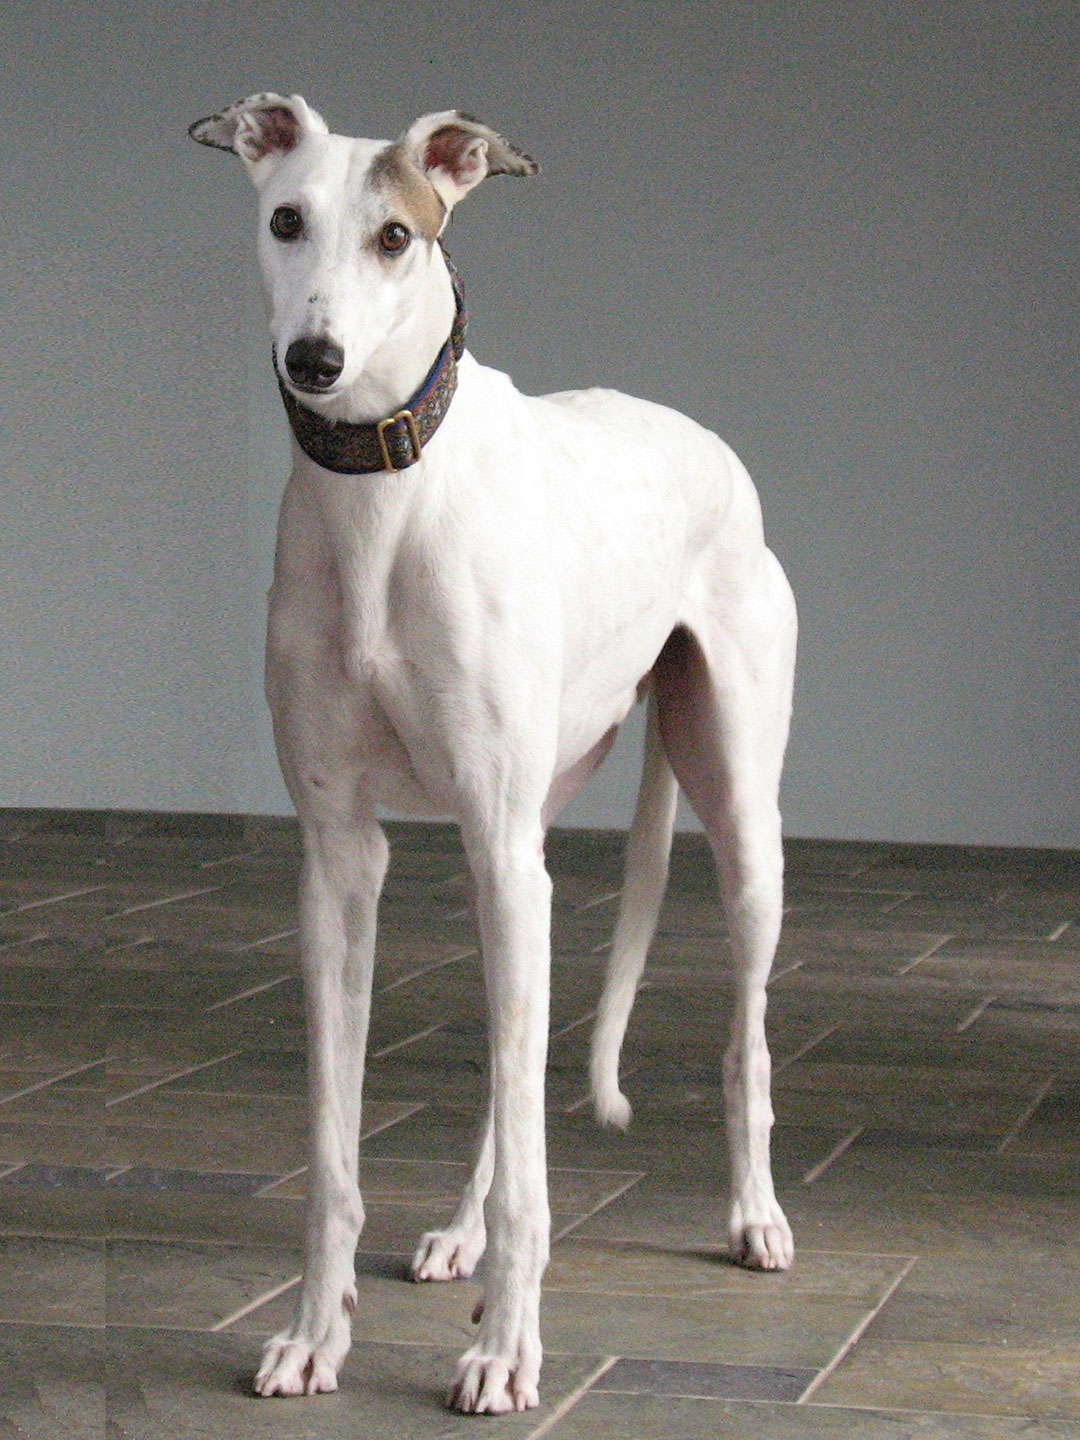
576,890 -> 621,913
106,884 -> 224,918
1047,920 -> 1073,942
524,1355 -> 620,1439
209,1273 -> 303,1332
550,1173 -> 646,1243
377,947 -> 477,994
361,1101 -> 425,1141
802,1126 -> 865,1185
0,933 -> 50,954
0,1162 -> 26,1178
205,976 -> 294,1012
0,1058 -> 107,1106
230,927 -> 299,953
5,884 -> 111,915
770,959 -> 803,981
102,935 -> 155,954
797,1254 -> 918,1403
896,934 -> 952,975
550,1008 -> 597,1042
956,994 -> 997,1034
104,1165 -> 133,1182
254,1166 -> 307,1197
774,1022 -> 842,1076
879,890 -> 915,913
105,1050 -> 242,1107
996,1078 -> 1055,1154
370,1024 -> 444,1060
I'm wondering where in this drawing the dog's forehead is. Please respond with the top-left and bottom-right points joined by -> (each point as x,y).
264,133 -> 380,200
367,142 -> 445,240
264,133 -> 444,241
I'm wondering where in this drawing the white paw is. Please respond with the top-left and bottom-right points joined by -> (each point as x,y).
729,1199 -> 794,1271
411,1225 -> 485,1282
253,1296 -> 354,1397
448,1350 -> 540,1415
592,1082 -> 633,1129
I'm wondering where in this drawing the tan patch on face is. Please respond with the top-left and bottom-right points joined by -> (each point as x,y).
368,143 -> 446,242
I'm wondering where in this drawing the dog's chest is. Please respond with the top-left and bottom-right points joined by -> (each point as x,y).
266,478 -> 449,810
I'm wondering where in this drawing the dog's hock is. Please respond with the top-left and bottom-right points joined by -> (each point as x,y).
188,92 -> 328,170
403,111 -> 538,210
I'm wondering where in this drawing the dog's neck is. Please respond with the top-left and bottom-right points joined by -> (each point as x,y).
277,244 -> 466,475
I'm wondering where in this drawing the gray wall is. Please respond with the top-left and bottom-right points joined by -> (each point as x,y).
2,1 -> 1077,845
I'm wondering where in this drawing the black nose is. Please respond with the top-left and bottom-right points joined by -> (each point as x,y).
284,337 -> 345,391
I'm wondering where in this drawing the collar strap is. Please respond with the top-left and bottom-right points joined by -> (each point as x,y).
275,245 -> 467,475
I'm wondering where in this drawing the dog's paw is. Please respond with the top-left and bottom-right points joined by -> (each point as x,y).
448,1349 -> 540,1414
592,1080 -> 633,1129
411,1224 -> 485,1282
728,1199 -> 794,1271
253,1300 -> 353,1397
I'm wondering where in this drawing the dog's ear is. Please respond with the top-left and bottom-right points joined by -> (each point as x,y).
403,111 -> 537,210
189,93 -> 328,173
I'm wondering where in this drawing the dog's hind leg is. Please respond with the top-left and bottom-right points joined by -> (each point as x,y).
411,1095 -> 493,1281
590,689 -> 679,1126
653,550 -> 797,1271
255,812 -> 387,1396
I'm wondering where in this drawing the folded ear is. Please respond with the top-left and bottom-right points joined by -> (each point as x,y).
402,111 -> 537,210
188,93 -> 328,173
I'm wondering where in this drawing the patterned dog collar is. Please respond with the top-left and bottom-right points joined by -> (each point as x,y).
275,245 -> 467,475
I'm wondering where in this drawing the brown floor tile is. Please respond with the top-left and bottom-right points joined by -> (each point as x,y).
815,1340 -> 1080,1419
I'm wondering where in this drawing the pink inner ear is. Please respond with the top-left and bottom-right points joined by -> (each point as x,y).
248,106 -> 303,160
423,125 -> 480,183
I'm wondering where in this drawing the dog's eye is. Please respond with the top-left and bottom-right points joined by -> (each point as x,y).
270,206 -> 304,242
379,221 -> 411,255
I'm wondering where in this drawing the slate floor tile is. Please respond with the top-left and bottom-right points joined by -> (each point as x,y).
0,1236 -> 105,1325
814,1340 -> 1080,1419
596,1355 -> 816,1401
0,1326 -> 106,1440
106,1239 -> 300,1329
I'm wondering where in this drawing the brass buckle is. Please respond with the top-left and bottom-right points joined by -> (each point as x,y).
376,409 -> 422,472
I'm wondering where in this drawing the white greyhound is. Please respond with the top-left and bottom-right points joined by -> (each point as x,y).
190,94 -> 797,1416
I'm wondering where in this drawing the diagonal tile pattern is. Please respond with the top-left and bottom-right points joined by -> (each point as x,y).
0,809 -> 1077,1437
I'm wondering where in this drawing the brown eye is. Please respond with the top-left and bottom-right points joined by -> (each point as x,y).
270,206 -> 304,241
379,220 -> 411,255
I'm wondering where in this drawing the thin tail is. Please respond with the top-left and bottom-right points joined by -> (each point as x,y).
590,688 -> 677,1127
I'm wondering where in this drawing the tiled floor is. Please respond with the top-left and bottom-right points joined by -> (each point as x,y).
1,810 -> 1078,1438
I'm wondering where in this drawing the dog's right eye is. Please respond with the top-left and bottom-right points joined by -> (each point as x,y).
270,206 -> 304,241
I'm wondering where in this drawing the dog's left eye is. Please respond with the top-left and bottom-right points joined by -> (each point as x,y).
270,206 -> 304,241
379,221 -> 411,255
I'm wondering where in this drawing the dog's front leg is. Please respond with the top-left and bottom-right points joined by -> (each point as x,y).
448,829 -> 551,1415
255,816 -> 387,1397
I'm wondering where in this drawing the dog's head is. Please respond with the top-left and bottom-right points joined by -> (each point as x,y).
190,95 -> 536,414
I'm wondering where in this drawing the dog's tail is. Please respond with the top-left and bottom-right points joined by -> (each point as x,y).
590,687 -> 678,1127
